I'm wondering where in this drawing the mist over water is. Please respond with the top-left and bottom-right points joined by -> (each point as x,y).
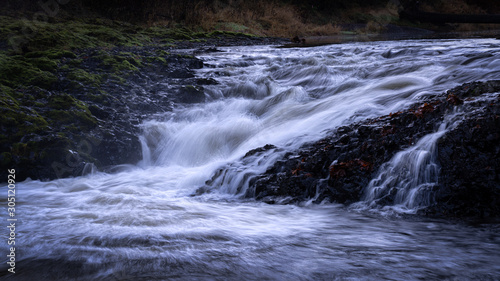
2,39 -> 500,280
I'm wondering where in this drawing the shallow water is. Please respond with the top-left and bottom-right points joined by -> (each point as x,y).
2,39 -> 500,280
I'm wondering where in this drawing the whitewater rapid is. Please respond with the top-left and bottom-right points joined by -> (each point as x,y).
2,38 -> 500,280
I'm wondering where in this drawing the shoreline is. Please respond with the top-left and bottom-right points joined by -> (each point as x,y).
279,27 -> 500,48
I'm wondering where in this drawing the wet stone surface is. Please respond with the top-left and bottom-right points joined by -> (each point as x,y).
245,80 -> 500,218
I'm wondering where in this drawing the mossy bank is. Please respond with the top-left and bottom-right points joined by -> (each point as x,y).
0,14 -> 284,182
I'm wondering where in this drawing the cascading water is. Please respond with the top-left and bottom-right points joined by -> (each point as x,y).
359,110 -> 462,212
2,39 -> 500,280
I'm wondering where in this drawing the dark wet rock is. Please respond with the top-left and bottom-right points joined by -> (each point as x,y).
193,47 -> 225,54
196,144 -> 281,196
177,85 -> 206,103
246,80 -> 500,218
197,78 -> 219,85
166,68 -> 195,78
426,93 -> 500,218
244,144 -> 277,158
248,106 -> 444,204
175,35 -> 288,50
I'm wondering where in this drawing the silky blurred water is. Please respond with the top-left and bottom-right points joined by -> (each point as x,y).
2,39 -> 500,280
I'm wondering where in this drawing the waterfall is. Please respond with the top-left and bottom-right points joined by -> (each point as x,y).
4,39 -> 500,281
360,110 -> 463,211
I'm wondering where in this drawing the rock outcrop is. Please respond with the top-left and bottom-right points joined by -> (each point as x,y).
244,80 -> 500,218
0,47 -> 205,181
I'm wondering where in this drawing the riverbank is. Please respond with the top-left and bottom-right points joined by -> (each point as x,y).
280,25 -> 500,47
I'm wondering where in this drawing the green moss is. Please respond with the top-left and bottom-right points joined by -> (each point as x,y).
146,56 -> 167,64
97,52 -> 141,73
86,90 -> 114,103
106,52 -> 143,67
116,59 -> 139,72
9,139 -> 67,165
156,50 -> 171,56
1,14 -> 260,56
1,16 -> 156,54
84,27 -> 128,44
67,69 -> 103,87
146,26 -> 192,40
0,152 -> 12,166
87,94 -> 104,103
11,143 -> 27,156
0,53 -> 57,89
189,38 -> 207,43
68,58 -> 84,66
156,56 -> 167,64
1,14 -> 263,58
42,92 -> 98,129
168,29 -> 193,40
120,54 -> 142,66
118,51 -> 134,57
214,22 -> 250,33
25,50 -> 77,59
59,64 -> 70,71
47,109 -> 97,129
28,57 -> 58,72
206,30 -> 242,37
47,92 -> 93,112
1,90 -> 49,141
145,26 -> 167,38
0,86 -> 18,106
1,107 -> 49,131
47,93 -> 77,110
107,73 -> 127,84
99,54 -> 117,67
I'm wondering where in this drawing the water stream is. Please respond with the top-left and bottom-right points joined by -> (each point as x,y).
2,39 -> 500,280
359,109 -> 462,212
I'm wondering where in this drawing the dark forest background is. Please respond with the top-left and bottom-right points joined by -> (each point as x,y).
3,0 -> 500,37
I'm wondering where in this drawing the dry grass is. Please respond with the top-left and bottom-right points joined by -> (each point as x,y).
419,0 -> 500,32
141,0 -> 498,37
453,23 -> 500,32
145,0 -> 341,38
420,0 -> 487,14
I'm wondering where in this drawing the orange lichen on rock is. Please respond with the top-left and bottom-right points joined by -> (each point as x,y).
329,159 -> 373,178
413,102 -> 436,118
447,94 -> 464,105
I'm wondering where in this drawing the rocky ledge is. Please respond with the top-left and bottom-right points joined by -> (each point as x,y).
0,31 -> 287,183
0,33 -> 281,181
206,80 -> 500,218
0,47 -> 204,181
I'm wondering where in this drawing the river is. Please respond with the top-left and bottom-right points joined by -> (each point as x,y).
2,38 -> 500,280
